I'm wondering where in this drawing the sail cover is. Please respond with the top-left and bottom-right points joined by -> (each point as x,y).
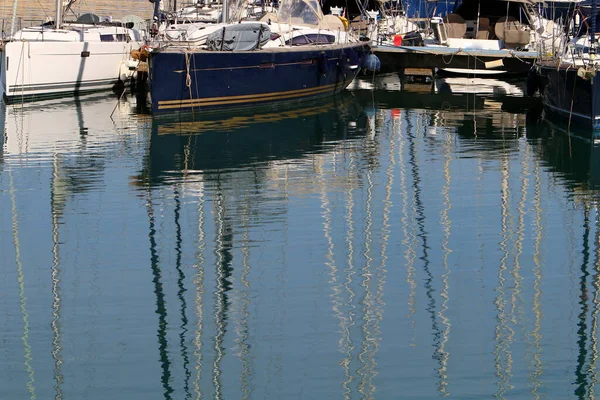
206,23 -> 272,51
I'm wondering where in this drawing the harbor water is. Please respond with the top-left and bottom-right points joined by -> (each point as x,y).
2,74 -> 600,399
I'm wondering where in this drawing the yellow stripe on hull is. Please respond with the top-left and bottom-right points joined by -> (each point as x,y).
157,83 -> 339,110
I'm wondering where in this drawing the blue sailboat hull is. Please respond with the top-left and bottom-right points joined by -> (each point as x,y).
536,63 -> 600,135
148,42 -> 371,114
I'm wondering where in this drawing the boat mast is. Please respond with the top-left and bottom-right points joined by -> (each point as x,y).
592,0 -> 597,57
221,0 -> 228,23
9,0 -> 18,35
55,0 -> 62,29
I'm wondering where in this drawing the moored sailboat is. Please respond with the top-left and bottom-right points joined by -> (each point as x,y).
534,0 -> 600,135
147,0 -> 373,114
0,0 -> 144,103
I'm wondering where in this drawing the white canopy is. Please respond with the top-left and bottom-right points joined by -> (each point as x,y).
277,0 -> 325,26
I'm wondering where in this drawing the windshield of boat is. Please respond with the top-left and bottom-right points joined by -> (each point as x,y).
278,0 -> 324,26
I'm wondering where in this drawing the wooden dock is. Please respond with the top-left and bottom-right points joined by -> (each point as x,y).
373,44 -> 538,76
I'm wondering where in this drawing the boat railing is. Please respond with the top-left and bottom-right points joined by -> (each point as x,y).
1,18 -> 8,40
1,17 -> 49,39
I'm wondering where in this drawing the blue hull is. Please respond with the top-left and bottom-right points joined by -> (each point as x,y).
149,42 -> 371,114
536,63 -> 600,136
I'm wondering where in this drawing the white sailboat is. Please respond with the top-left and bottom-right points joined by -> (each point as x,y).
0,0 -> 144,103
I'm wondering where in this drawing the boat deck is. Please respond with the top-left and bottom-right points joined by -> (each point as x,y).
373,44 -> 538,75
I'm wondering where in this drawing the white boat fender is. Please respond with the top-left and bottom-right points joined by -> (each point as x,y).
119,62 -> 133,81
363,53 -> 381,71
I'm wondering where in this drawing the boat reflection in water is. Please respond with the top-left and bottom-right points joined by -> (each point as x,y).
527,117 -> 600,194
136,92 -> 368,183
350,73 -> 533,112
7,73 -> 600,398
130,94 -> 370,399
350,72 -> 527,96
2,92 -> 145,157
350,83 -> 600,398
350,73 -> 542,144
434,76 -> 525,97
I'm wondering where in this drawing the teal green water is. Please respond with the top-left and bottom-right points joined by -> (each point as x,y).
1,75 -> 600,399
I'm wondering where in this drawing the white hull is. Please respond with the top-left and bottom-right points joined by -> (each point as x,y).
1,39 -> 141,102
441,68 -> 508,76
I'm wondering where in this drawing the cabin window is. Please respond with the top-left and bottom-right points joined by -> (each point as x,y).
286,34 -> 335,46
100,34 -> 129,42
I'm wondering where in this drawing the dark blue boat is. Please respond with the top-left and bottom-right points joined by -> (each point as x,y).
147,0 -> 373,115
535,63 -> 600,133
149,41 -> 371,114
534,0 -> 600,136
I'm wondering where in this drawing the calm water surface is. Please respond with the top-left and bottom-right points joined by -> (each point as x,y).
2,75 -> 600,399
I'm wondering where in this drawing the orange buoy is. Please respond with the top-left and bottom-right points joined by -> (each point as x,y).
393,35 -> 403,46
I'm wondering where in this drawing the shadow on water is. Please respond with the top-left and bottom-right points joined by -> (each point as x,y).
132,92 -> 369,186
526,120 -> 600,194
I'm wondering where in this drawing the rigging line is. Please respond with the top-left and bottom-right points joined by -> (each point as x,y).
567,71 -> 577,145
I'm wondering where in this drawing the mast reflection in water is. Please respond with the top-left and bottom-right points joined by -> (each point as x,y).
4,80 -> 600,398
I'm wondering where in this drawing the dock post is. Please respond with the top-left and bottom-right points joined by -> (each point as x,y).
397,67 -> 406,91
